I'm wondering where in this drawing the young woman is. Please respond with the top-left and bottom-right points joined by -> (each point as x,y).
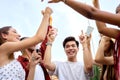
0,7 -> 53,80
92,0 -> 116,80
95,36 -> 115,80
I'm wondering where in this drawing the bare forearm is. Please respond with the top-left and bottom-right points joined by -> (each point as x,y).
44,45 -> 52,65
27,66 -> 36,80
93,0 -> 107,34
43,44 -> 55,71
63,0 -> 120,26
64,0 -> 95,19
82,44 -> 93,72
36,13 -> 50,41
95,44 -> 105,63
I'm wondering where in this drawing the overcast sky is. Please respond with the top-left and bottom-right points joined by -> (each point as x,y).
0,0 -> 119,62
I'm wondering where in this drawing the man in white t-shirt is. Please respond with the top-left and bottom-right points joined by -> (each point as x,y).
43,30 -> 93,80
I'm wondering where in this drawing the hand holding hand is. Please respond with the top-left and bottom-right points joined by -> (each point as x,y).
47,28 -> 57,43
43,7 -> 53,16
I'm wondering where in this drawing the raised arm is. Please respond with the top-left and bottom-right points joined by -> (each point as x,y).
27,50 -> 42,80
48,0 -> 120,27
92,0 -> 120,38
95,36 -> 114,65
79,31 -> 93,73
43,28 -> 57,71
2,7 -> 53,54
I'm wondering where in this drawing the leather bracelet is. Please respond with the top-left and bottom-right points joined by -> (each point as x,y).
46,42 -> 52,46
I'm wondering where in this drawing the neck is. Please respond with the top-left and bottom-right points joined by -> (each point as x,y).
68,58 -> 77,62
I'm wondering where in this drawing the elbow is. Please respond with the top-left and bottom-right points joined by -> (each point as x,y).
94,59 -> 99,63
35,34 -> 46,42
43,63 -> 50,69
85,60 -> 93,71
86,64 -> 93,72
98,29 -> 104,34
43,62 -> 54,71
86,12 -> 93,19
94,58 -> 103,64
39,34 -> 46,41
43,60 -> 51,69
97,29 -> 102,33
85,8 -> 98,20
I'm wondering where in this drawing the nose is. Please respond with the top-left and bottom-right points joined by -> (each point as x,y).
69,46 -> 73,49
18,34 -> 21,37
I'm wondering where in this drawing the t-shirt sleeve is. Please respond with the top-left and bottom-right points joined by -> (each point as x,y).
48,61 -> 60,76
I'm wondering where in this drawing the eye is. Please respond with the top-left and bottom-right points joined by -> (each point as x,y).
13,30 -> 17,33
72,44 -> 76,47
65,45 -> 70,48
116,11 -> 120,14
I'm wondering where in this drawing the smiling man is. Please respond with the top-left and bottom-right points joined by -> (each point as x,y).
43,30 -> 93,80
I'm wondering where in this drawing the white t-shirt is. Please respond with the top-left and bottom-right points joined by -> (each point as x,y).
34,64 -> 45,80
0,60 -> 25,80
49,61 -> 93,80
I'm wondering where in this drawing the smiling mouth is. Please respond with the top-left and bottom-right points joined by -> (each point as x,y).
68,51 -> 74,55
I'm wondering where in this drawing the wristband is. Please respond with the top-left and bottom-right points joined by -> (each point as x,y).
46,42 -> 52,46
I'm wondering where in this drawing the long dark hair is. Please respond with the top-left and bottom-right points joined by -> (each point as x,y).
100,39 -> 115,80
0,26 -> 12,45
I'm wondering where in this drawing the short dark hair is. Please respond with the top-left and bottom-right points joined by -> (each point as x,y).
63,36 -> 79,48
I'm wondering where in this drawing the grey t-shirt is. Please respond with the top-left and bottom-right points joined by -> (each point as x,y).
49,61 -> 93,80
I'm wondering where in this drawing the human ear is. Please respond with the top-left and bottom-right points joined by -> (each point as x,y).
1,33 -> 8,40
